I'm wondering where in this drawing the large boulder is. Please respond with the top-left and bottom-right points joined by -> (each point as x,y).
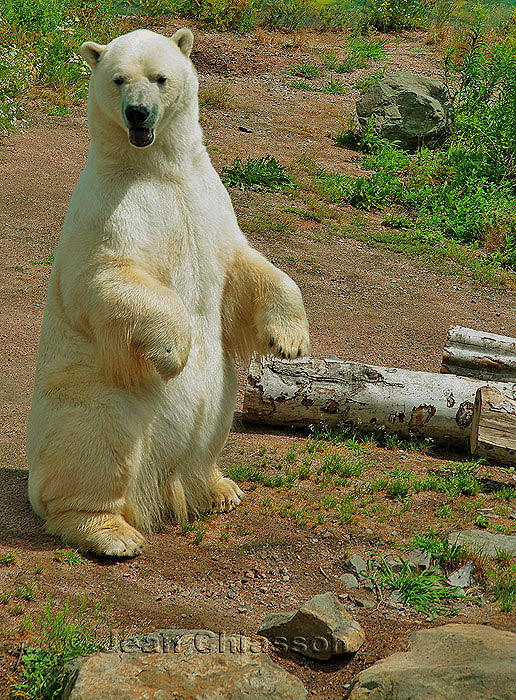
449,529 -> 516,557
258,592 -> 365,661
62,629 -> 307,700
347,624 -> 516,700
356,71 -> 452,151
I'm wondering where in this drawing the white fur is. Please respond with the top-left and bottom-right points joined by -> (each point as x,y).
26,29 -> 310,556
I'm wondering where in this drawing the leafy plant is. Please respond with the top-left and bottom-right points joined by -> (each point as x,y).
221,156 -> 295,192
9,594 -> 107,700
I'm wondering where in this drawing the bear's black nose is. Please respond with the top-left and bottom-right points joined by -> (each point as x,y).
125,104 -> 150,126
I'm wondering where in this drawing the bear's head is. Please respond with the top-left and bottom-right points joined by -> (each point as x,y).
80,29 -> 195,149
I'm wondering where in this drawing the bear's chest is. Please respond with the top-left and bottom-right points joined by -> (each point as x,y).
106,178 -> 226,315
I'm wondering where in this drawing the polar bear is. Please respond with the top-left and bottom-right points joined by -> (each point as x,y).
26,28 -> 310,557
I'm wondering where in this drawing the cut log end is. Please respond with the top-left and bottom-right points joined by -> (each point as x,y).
470,386 -> 516,466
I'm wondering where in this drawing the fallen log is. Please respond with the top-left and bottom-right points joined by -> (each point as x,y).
470,386 -> 516,466
243,357 -> 516,447
441,326 -> 516,382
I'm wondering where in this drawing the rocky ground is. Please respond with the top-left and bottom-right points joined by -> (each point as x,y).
1,23 -> 516,699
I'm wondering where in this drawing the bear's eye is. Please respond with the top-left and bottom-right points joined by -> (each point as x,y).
156,75 -> 167,85
113,76 -> 125,86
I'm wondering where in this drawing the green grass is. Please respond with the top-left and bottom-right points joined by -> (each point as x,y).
290,61 -> 320,78
321,76 -> 346,95
290,79 -> 315,91
53,549 -> 83,567
0,551 -> 18,566
9,594 -> 107,700
406,529 -> 467,570
199,83 -> 233,108
355,68 -> 386,94
13,583 -> 37,602
367,558 -> 466,614
221,156 -> 295,192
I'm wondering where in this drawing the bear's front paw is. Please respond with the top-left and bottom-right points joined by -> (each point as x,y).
264,319 -> 311,360
143,323 -> 192,381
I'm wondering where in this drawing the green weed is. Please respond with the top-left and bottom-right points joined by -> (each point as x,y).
53,549 -> 83,567
355,68 -> 386,94
221,156 -> 295,192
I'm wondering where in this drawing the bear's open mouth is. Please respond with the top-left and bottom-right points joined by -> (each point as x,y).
129,127 -> 155,148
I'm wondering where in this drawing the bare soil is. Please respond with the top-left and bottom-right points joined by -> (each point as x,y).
1,24 -> 516,699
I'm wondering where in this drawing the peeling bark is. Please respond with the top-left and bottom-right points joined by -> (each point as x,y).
243,357 -> 516,448
441,326 -> 516,382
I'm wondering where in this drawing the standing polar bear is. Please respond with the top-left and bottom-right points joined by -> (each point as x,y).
26,28 -> 310,557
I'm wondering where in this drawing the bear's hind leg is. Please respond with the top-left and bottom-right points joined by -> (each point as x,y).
29,379 -> 152,557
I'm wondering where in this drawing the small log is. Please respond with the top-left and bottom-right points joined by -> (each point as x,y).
470,386 -> 516,465
243,357 -> 516,448
441,326 -> 516,381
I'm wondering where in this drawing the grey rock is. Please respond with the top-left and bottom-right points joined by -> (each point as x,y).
356,71 -> 453,151
347,624 -> 516,700
447,560 -> 476,589
340,573 -> 359,589
353,597 -> 375,610
449,530 -> 516,557
343,554 -> 367,578
384,558 -> 405,574
258,592 -> 365,661
407,548 -> 432,569
62,629 -> 307,700
388,590 -> 404,605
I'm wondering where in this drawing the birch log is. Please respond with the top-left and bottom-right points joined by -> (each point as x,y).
243,357 -> 516,447
470,386 -> 516,465
441,326 -> 516,381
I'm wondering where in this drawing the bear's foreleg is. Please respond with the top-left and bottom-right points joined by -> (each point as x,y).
222,246 -> 310,360
87,259 -> 192,388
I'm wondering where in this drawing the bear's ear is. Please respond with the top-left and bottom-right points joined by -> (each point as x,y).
80,41 -> 107,71
171,28 -> 194,58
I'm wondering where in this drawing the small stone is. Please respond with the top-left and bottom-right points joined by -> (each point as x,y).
389,590 -> 404,605
447,561 -> 476,589
258,592 -> 365,661
339,574 -> 359,589
343,555 -> 367,578
408,548 -> 432,569
385,558 -> 405,574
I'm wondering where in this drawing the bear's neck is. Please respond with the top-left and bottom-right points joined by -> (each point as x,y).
86,92 -> 205,179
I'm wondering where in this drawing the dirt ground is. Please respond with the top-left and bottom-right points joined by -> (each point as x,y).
1,24 -> 516,699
